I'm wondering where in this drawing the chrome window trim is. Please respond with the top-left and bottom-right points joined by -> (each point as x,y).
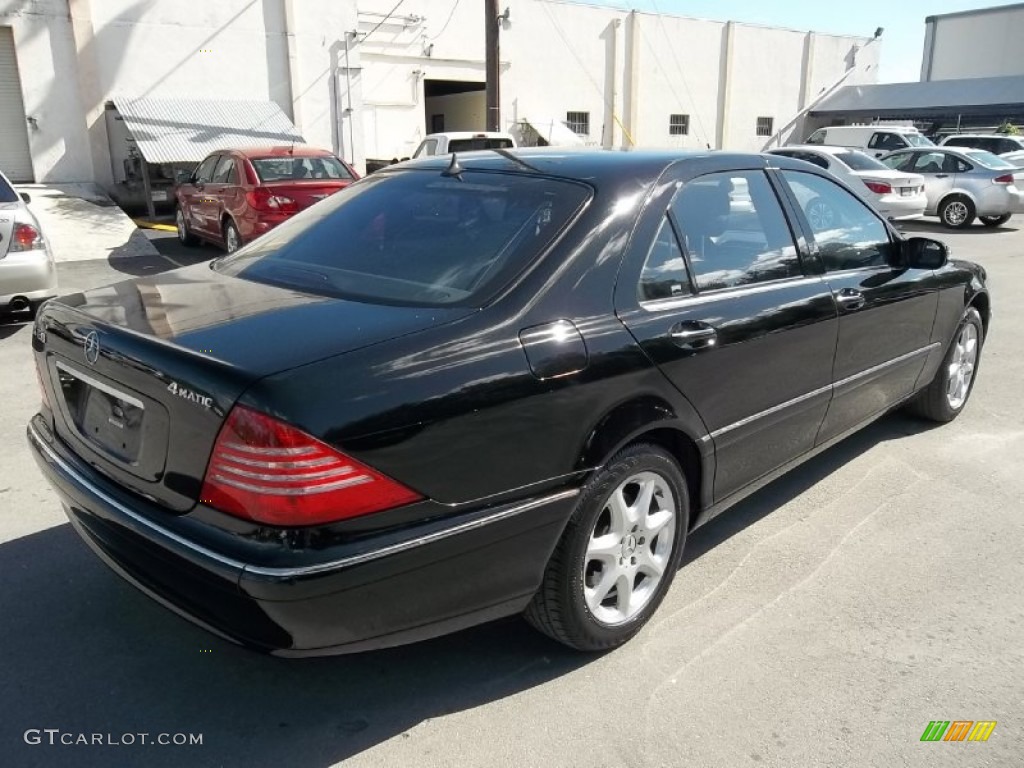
26,421 -> 578,579
54,361 -> 145,409
639,275 -> 828,312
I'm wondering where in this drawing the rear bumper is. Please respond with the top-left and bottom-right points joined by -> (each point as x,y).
0,250 -> 57,305
876,193 -> 927,221
27,416 -> 577,655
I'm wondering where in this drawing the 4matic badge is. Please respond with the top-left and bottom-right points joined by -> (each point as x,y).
166,380 -> 214,409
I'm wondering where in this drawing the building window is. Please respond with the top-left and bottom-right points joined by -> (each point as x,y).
565,111 -> 590,137
756,116 -> 774,137
669,114 -> 690,136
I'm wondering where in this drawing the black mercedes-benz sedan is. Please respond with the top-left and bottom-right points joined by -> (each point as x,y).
27,149 -> 990,655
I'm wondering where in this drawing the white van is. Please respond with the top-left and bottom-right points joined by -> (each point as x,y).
412,132 -> 517,158
803,125 -> 934,158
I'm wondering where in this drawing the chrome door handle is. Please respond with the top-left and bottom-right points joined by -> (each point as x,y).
669,324 -> 718,349
835,289 -> 866,311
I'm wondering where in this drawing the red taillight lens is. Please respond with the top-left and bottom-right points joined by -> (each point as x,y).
993,174 -> 1014,184
246,187 -> 297,213
11,222 -> 42,251
200,406 -> 422,526
864,180 -> 893,194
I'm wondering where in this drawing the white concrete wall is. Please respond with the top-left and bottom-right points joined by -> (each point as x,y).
923,6 -> 1024,81
0,0 -> 93,183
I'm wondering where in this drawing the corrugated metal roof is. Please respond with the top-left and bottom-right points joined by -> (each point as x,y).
112,96 -> 305,164
810,76 -> 1024,117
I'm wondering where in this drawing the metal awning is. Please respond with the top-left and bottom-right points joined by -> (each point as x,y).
111,96 -> 304,164
809,75 -> 1024,119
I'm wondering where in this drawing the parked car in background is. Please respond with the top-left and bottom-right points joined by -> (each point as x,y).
939,134 -> 1024,167
175,146 -> 359,253
29,149 -> 990,656
804,125 -> 934,157
412,131 -> 517,158
880,147 -> 1024,228
768,145 -> 926,221
0,169 -> 56,318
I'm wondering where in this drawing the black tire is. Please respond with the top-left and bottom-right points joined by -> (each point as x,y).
175,206 -> 199,246
979,214 -> 1011,228
524,443 -> 689,651
223,219 -> 241,254
938,195 -> 975,229
907,307 -> 984,423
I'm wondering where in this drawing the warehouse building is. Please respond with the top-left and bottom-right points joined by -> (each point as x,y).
0,0 -> 878,196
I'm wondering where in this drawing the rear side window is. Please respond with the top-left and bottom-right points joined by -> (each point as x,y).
795,152 -> 829,169
251,156 -> 354,182
670,171 -> 801,292
447,138 -> 515,152
639,217 -> 691,301
214,170 -> 591,307
0,174 -> 16,203
881,152 -> 915,171
781,171 -> 892,271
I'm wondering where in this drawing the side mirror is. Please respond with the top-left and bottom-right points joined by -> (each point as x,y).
174,169 -> 192,184
904,236 -> 949,269
19,192 -> 30,204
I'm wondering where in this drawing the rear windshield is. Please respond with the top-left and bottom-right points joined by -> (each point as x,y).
0,175 -> 17,203
447,138 -> 515,152
965,150 -> 1016,170
905,134 -> 934,147
252,156 -> 354,182
213,169 -> 591,307
833,151 -> 889,171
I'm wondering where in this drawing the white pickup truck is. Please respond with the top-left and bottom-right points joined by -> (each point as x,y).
412,131 -> 517,158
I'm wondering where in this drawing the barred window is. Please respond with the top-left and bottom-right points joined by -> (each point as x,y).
565,111 -> 590,137
669,114 -> 690,136
756,116 -> 774,137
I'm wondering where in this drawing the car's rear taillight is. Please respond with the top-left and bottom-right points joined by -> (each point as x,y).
200,406 -> 422,526
11,222 -> 44,251
246,187 -> 298,213
863,180 -> 893,194
993,174 -> 1014,184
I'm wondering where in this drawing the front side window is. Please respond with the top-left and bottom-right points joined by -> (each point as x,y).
639,217 -> 691,302
806,129 -> 826,145
214,170 -> 591,307
782,170 -> 892,272
881,152 -> 915,171
414,139 -> 438,158
670,171 -> 800,292
869,132 -> 907,151
194,155 -> 220,183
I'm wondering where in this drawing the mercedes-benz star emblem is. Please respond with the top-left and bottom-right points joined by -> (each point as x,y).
83,331 -> 100,365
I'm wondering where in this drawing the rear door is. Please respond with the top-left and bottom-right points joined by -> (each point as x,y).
775,169 -> 939,445
616,162 -> 838,504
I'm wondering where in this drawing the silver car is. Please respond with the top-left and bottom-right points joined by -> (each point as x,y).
0,170 -> 56,317
880,147 -> 1024,228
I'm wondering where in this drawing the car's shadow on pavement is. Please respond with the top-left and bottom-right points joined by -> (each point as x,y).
0,412 -> 935,768
896,219 -> 1020,236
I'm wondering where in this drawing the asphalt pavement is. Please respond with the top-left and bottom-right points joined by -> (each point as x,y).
0,217 -> 1021,768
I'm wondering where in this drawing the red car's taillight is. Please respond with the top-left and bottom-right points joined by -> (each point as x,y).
200,406 -> 422,526
11,222 -> 43,251
863,180 -> 893,195
993,174 -> 1014,184
246,187 -> 298,213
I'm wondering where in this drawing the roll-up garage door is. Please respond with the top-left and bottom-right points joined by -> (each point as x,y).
0,27 -> 34,182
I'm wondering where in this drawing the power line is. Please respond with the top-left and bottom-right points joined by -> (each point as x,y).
358,0 -> 407,46
428,0 -> 462,41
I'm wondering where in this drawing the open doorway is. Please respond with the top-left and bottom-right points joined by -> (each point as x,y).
423,80 -> 486,134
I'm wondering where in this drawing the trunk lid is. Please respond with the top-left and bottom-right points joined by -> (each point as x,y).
36,262 -> 471,512
263,180 -> 351,211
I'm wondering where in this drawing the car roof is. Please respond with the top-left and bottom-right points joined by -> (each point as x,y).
424,131 -> 515,140
943,134 -> 1020,140
229,146 -> 339,159
390,147 -> 819,185
771,145 -> 862,155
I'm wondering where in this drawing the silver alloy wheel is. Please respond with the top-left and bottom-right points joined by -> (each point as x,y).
947,322 -> 978,409
225,224 -> 240,253
583,471 -> 677,626
176,209 -> 188,242
944,200 -> 969,227
806,201 -> 835,231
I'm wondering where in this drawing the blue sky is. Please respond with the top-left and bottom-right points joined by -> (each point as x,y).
566,0 -> 1021,82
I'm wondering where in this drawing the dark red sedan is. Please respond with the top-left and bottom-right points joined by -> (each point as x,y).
174,146 -> 359,252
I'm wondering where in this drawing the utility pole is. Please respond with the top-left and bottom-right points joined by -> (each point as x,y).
485,0 -> 500,131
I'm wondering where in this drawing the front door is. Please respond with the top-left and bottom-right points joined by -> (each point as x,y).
183,154 -> 220,237
616,164 -> 839,504
776,169 -> 939,445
